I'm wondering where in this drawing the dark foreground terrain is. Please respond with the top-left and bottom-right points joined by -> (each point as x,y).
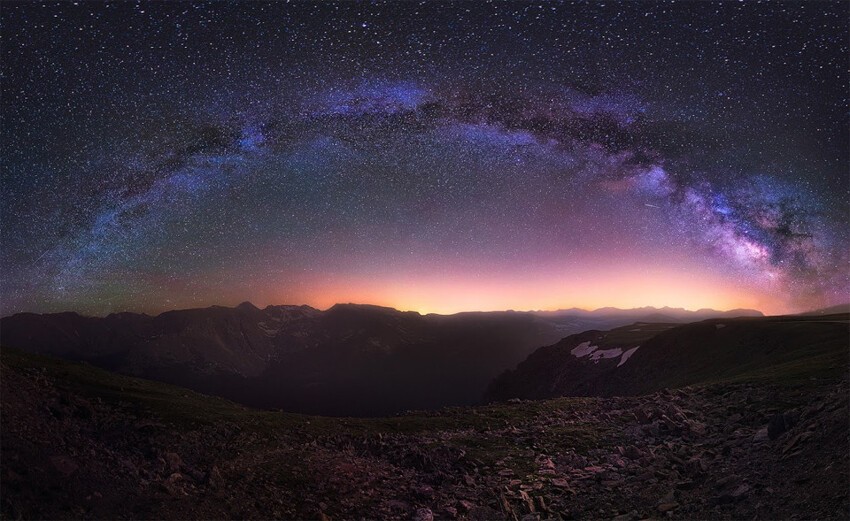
2,344 -> 848,520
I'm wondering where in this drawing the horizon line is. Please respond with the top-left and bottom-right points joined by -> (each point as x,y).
0,299 -> 786,320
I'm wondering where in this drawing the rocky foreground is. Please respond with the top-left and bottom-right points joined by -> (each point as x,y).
1,349 -> 848,520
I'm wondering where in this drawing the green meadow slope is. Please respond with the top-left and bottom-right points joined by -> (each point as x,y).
486,314 -> 848,402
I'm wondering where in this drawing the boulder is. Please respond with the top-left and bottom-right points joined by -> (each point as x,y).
767,411 -> 798,440
412,507 -> 434,521
164,452 -> 183,474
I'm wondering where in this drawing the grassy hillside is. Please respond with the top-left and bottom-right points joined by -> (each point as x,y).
487,314 -> 849,402
612,315 -> 849,392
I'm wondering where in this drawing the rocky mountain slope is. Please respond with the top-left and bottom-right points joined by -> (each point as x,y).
0,303 -> 560,415
1,346 -> 847,520
486,314 -> 849,402
0,304 -> 759,415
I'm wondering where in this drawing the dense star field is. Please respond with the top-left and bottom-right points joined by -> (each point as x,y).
1,1 -> 847,316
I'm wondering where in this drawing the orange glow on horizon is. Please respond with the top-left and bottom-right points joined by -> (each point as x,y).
247,265 -> 781,316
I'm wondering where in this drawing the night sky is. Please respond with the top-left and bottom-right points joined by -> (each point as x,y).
2,1 -> 847,316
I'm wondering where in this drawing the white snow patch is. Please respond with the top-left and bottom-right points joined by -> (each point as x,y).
257,322 -> 280,336
617,346 -> 640,367
570,341 -> 598,357
572,341 -> 641,366
716,324 -> 726,329
589,348 -> 623,363
629,328 -> 642,331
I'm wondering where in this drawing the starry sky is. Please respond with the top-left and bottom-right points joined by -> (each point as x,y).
2,1 -> 848,316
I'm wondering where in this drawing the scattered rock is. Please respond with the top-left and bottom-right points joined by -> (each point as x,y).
412,484 -> 434,499
3,356 -> 847,521
782,431 -> 813,454
550,477 -> 570,488
164,452 -> 183,473
535,495 -> 547,512
768,411 -> 798,440
536,455 -> 556,469
206,465 -> 223,489
675,480 -> 696,490
519,490 -> 535,513
753,426 -> 769,442
634,408 -> 653,425
731,484 -> 751,498
657,502 -> 679,512
714,474 -> 742,490
49,455 -> 79,477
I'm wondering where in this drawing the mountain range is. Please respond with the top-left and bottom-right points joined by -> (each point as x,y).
0,303 -> 761,415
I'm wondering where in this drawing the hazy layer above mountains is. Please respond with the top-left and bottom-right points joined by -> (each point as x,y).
532,306 -> 764,319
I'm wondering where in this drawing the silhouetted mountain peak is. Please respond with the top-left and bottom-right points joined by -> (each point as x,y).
264,304 -> 318,312
327,303 -> 420,316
